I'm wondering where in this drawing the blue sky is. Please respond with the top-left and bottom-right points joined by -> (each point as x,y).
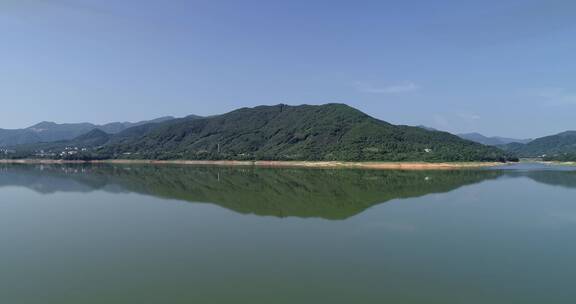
1,0 -> 575,138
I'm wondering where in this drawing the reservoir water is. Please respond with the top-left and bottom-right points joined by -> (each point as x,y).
1,163 -> 576,303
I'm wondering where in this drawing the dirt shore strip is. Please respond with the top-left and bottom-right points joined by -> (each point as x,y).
0,159 -> 503,170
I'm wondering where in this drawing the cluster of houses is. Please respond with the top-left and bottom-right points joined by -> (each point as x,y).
35,147 -> 89,158
1,148 -> 15,155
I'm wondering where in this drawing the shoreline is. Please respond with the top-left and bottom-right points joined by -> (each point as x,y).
0,159 -> 505,170
536,161 -> 576,166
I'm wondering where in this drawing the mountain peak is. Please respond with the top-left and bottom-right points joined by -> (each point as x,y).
28,121 -> 57,130
75,128 -> 110,140
557,131 -> 576,137
94,103 -> 512,162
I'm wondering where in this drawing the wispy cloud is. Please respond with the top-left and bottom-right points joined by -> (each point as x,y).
354,81 -> 420,94
523,87 -> 576,106
430,112 -> 480,132
432,114 -> 450,129
457,113 -> 481,121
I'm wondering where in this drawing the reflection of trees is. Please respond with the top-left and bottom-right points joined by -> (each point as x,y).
0,164 -> 503,219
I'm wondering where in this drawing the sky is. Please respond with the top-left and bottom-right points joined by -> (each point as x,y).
1,0 -> 576,138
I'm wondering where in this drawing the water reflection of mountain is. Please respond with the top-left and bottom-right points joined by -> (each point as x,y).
512,170 -> 576,189
0,164 -> 506,219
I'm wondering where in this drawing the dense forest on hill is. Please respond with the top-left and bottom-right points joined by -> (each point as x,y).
99,104 -> 515,162
501,131 -> 576,160
4,104 -> 517,162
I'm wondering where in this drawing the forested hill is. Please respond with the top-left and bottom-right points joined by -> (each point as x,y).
501,131 -> 576,161
98,104 -> 514,162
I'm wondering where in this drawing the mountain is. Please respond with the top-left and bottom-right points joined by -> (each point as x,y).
97,116 -> 176,134
501,131 -> 576,160
458,133 -> 532,146
71,129 -> 112,147
6,104 -> 517,162
0,116 -> 176,147
96,103 -> 514,162
6,117 -> 197,159
417,125 -> 439,132
10,129 -> 113,159
106,116 -> 196,143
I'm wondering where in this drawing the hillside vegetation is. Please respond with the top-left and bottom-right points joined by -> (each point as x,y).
7,104 -> 516,162
501,131 -> 576,160
101,104 -> 514,162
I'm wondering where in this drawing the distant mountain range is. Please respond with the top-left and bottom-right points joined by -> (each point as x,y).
457,133 -> 532,146
457,130 -> 576,161
500,131 -> 576,160
0,117 -> 176,147
6,104 -> 516,162
7,104 -> 576,162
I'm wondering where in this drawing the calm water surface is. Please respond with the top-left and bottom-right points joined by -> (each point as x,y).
1,163 -> 576,303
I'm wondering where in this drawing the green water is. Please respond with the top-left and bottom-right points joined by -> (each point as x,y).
1,163 -> 576,303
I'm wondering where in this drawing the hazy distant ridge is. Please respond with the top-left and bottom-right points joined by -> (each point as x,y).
500,131 -> 576,160
457,132 -> 532,146
0,116 -> 176,147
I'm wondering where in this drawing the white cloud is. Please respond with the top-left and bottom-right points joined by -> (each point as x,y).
354,81 -> 420,94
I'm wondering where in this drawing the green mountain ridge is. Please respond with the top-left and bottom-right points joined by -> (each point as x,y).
5,104 -> 516,162
501,131 -> 576,160
101,104 -> 514,162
